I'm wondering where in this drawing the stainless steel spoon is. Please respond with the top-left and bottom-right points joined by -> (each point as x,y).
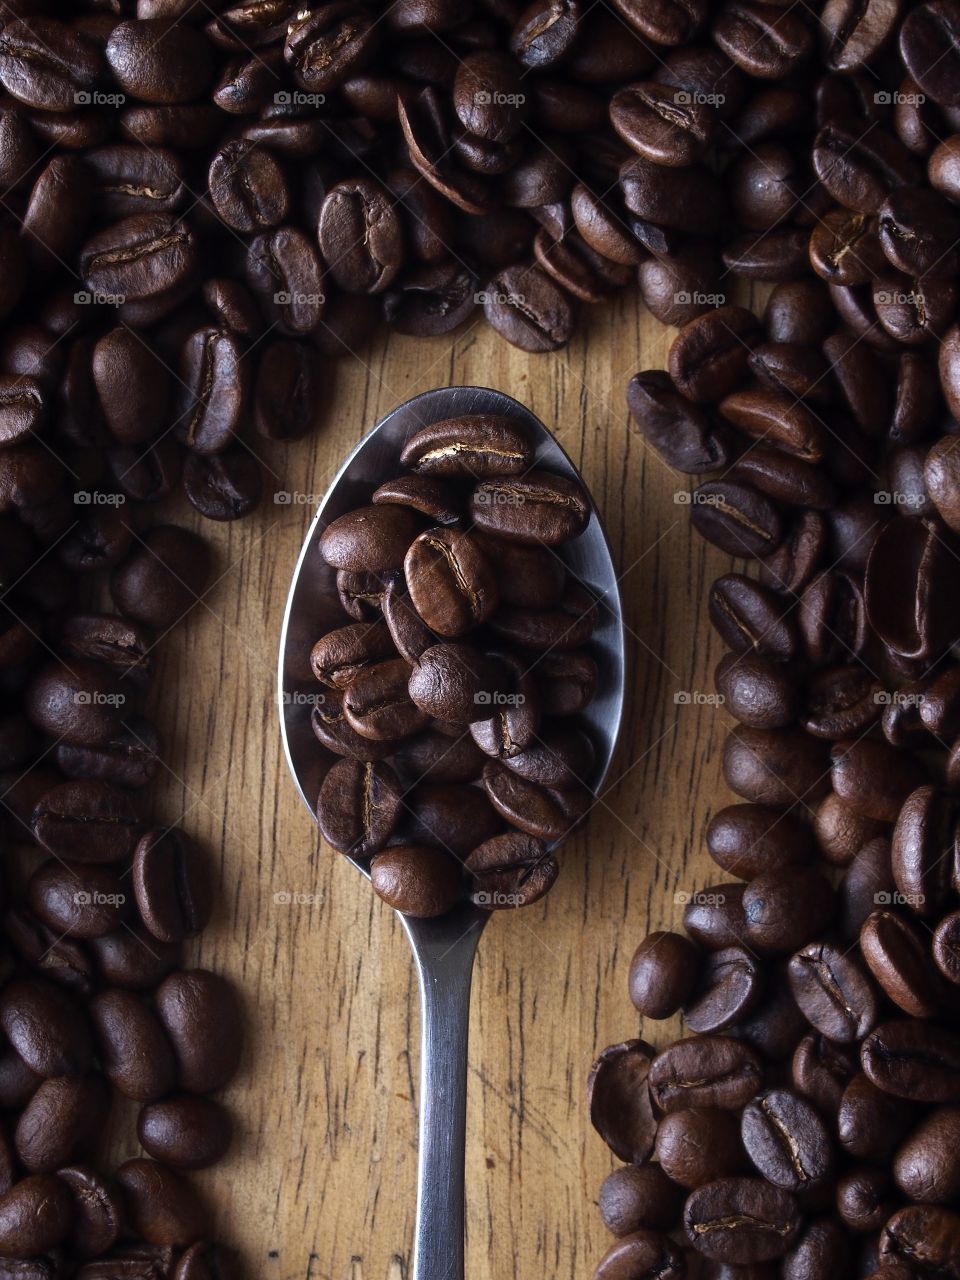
278,386 -> 626,1280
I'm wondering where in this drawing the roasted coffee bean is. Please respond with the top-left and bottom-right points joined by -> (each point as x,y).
536,650 -> 597,717
246,226 -> 324,334
182,449 -> 263,522
626,371 -> 733,475
405,783 -> 501,857
28,861 -> 128,939
733,444 -> 836,509
840,836 -> 896,941
382,576 -> 435,664
708,576 -> 797,661
934,911 -> 960,986
611,81 -> 713,167
373,477 -> 460,525
831,739 -> 927,822
682,883 -> 747,951
284,6 -> 379,91
684,946 -> 762,1034
891,785 -> 959,917
628,931 -> 700,1018
90,989 -> 176,1102
691,481 -> 783,560
254,339 -> 324,441
80,214 -> 197,315
471,471 -> 589,545
320,506 -> 422,574
3,908 -> 93,995
880,1203 -> 960,1273
311,623 -> 395,689
900,1 -> 960,106
723,726 -> 829,807
591,1230 -> 685,1280
368,844 -> 462,917
111,526 -> 211,630
668,308 -> 760,405
862,1019 -> 960,1101
813,122 -> 918,213
26,661 -> 128,749
31,781 -> 141,863
727,962 -> 809,1062
724,660 -> 795,737
57,1164 -> 122,1260
173,327 -> 248,456
649,1036 -> 763,1113
106,20 -> 212,104
465,831 -> 556,908
482,760 -> 590,841
683,1176 -> 801,1263
407,645 -> 508,726
792,1031 -> 858,1114
742,866 -> 834,953
319,179 -> 402,295
0,977 -> 93,1078
487,582 -> 597,650
90,924 -> 180,991
501,723 -> 593,789
588,1039 -> 657,1164
401,416 -> 532,479
0,1175 -> 74,1259
706,804 -> 813,880
861,907 -> 943,1016
620,156 -> 724,235
801,666 -> 880,741
405,529 -> 498,634
316,757 -> 402,857
155,969 -> 243,1094
741,1089 -> 833,1192
310,689 -> 399,763
470,656 -> 539,758
208,141 -> 288,233
133,827 -> 211,943
138,1095 -> 232,1170
115,1158 -> 207,1248
656,1107 -> 747,1189
482,263 -> 574,351
788,941 -> 880,1042
894,1105 -> 960,1203
839,1071 -> 916,1162
14,1074 -> 109,1173
598,1165 -> 685,1237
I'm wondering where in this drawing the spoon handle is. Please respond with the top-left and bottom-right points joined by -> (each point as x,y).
407,917 -> 482,1280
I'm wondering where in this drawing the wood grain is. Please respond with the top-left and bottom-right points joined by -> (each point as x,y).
142,290 -> 755,1280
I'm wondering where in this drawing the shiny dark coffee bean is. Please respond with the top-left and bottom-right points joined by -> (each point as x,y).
481,263 -> 574,351
90,988 -> 176,1102
369,844 -> 462,917
28,861 -> 128,940
708,574 -> 797,660
31,780 -> 141,863
588,1039 -> 657,1164
626,371 -> 733,474
741,1089 -> 833,1192
788,940 -> 880,1042
465,831 -> 557,909
839,1071 -> 916,1162
155,969 -> 243,1094
470,471 -> 589,544
598,1164 -> 685,1237
684,946 -> 762,1034
208,141 -> 289,233
320,505 -> 422,573
316,757 -> 402,857
111,526 -> 211,631
690,481 -> 783,559
14,1074 -> 108,1173
628,931 -> 700,1019
862,1019 -> 960,1101
115,1157 -> 208,1247
405,529 -> 498,634
683,1176 -> 801,1264
591,1230 -> 685,1280
138,1094 -> 232,1170
649,1036 -> 763,1113
133,827 -> 211,943
482,760 -> 590,841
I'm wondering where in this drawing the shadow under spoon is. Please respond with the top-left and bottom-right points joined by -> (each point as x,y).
278,385 -> 626,1280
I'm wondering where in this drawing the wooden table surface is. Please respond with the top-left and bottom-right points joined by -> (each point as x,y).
142,284 -> 765,1280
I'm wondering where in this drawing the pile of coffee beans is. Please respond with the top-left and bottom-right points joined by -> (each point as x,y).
585,3 -> 960,1268
310,411 -> 601,916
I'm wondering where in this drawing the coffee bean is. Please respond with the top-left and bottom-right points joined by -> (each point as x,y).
401,415 -> 533,479
709,575 -> 797,660
316,757 -> 402,858
320,505 -> 423,574
588,1039 -> 657,1164
591,1230 -> 685,1280
813,122 -> 918,213
106,20 -> 212,104
628,931 -> 700,1018
894,1104 -> 960,1203
598,1165 -> 685,1237
482,263 -> 574,351
173,327 -> 248,456
649,1036 -> 763,1113
891,785 -> 959,917
311,623 -> 395,688
900,1 -> 960,106
831,738 -> 927,822
0,1175 -> 73,1259
743,866 -> 834,953
254,338 -> 324,441
115,1158 -> 208,1247
31,780 -> 141,863
138,1095 -> 232,1170
655,1107 -> 747,1190
861,907 -> 944,1016
880,1203 -> 960,1273
155,969 -> 243,1094
90,989 -> 176,1102
368,844 -> 462,917
471,471 -> 589,544
319,179 -> 402,295
405,529 -> 498,634
862,1019 -> 960,1101
707,804 -> 814,880
406,784 -> 501,857
682,883 -> 746,951
57,1164 -> 122,1260
839,1070 -> 916,1162
537,650 -> 597,716
373,476 -> 460,525
407,645 -> 508,726
487,583 -> 597,650
208,141 -> 289,233
382,576 -> 435,664
133,827 -> 211,943
482,760 -> 590,840
90,924 -> 180,991
465,831 -> 556,908
627,370 -> 733,474
284,6 -> 379,92
934,911 -> 960,985
691,481 -> 783,559
788,941 -> 880,1042
741,1089 -> 833,1191
393,729 -> 486,785
723,726 -> 829,807
0,977 -> 93,1078
111,526 -> 211,630
28,861 -> 128,939
14,1075 -> 109,1173
80,214 -> 198,314
684,1176 -> 801,1264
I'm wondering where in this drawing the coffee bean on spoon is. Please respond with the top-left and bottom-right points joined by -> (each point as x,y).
368,845 -> 463,918
344,660 -> 430,741
320,505 -> 423,574
310,689 -> 399,762
408,644 -> 510,725
404,784 -> 501,857
404,528 -> 498,635
310,622 -> 396,688
470,653 -> 540,759
501,723 -> 594,790
482,760 -> 591,841
371,475 -> 461,524
470,471 -> 590,544
465,831 -> 558,909
400,415 -> 533,478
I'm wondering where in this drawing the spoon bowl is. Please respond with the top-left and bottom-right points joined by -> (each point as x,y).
278,385 -> 626,1279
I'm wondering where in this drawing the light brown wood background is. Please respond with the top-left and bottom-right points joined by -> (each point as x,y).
140,283 -> 765,1280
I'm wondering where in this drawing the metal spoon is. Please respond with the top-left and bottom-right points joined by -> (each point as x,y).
278,386 -> 626,1280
